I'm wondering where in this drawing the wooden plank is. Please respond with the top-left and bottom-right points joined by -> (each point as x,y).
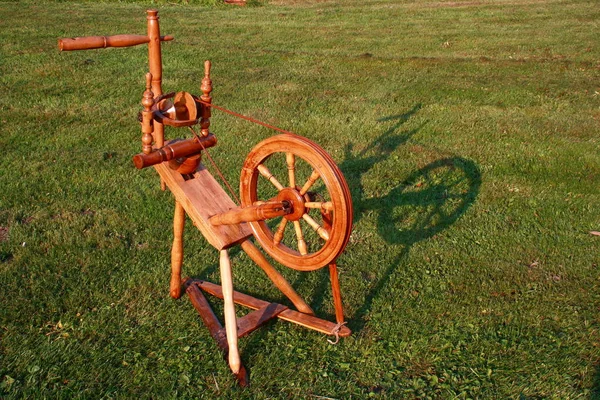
186,282 -> 227,350
236,303 -> 288,338
196,280 -> 351,337
154,162 -> 252,250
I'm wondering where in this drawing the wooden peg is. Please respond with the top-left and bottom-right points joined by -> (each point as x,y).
141,72 -> 154,154
200,60 -> 212,137
219,249 -> 241,374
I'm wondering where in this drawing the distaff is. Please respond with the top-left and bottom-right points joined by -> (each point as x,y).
58,34 -> 173,51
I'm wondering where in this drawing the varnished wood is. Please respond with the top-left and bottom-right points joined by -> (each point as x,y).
147,10 -> 165,148
58,34 -> 173,51
299,170 -> 320,196
152,92 -> 201,127
141,73 -> 155,154
240,240 -> 314,315
236,303 -> 288,338
293,221 -> 308,255
154,162 -> 252,250
273,218 -> 287,245
186,280 -> 227,350
170,201 -> 185,299
59,10 -> 354,388
240,134 -> 353,271
257,164 -> 284,190
302,213 -> 330,241
210,202 -> 290,226
305,201 -> 334,211
286,153 -> 296,188
328,263 -> 345,324
219,250 -> 241,374
196,280 -> 351,337
200,60 -> 212,137
169,153 -> 201,175
133,134 -> 217,169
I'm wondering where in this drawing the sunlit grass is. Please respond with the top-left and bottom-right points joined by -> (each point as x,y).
1,0 -> 599,398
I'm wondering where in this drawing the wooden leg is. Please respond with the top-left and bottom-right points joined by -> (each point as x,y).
170,201 -> 185,299
220,249 -> 241,374
329,263 -> 345,324
241,240 -> 314,315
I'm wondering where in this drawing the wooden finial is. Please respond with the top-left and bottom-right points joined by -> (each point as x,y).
200,60 -> 212,137
141,72 -> 154,154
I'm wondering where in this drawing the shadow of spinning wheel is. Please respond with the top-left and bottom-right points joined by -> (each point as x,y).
372,157 -> 481,247
351,157 -> 481,332
324,104 -> 483,332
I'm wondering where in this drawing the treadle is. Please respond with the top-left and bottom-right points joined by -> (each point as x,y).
193,280 -> 351,337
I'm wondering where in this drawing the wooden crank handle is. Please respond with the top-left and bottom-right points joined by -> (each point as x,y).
58,34 -> 174,51
132,134 -> 217,169
210,202 -> 291,226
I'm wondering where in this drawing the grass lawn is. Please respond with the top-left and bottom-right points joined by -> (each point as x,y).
1,0 -> 599,398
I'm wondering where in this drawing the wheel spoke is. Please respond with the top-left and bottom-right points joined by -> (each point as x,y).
286,153 -> 296,188
305,201 -> 334,211
302,214 -> 330,241
293,221 -> 308,255
299,170 -> 320,195
257,164 -> 284,191
273,218 -> 288,245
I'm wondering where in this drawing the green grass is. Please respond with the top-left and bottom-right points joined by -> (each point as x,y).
1,0 -> 599,398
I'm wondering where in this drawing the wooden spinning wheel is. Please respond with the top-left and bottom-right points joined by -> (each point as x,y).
58,9 -> 353,388
240,134 -> 353,271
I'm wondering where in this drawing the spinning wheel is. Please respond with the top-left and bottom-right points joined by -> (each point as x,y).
240,134 -> 353,271
58,10 -> 353,388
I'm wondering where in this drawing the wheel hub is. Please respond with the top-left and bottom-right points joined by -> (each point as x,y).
276,187 -> 306,221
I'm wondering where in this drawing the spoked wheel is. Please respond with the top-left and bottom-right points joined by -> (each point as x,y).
240,134 -> 353,271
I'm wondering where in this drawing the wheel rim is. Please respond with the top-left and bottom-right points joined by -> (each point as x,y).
240,134 -> 353,271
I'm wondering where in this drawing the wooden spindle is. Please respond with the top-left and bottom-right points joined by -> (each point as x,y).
257,164 -> 284,191
286,153 -> 296,188
293,221 -> 308,255
299,170 -> 320,195
302,214 -> 330,241
200,60 -> 212,137
147,9 -> 164,150
219,249 -> 241,374
305,201 -> 334,211
273,218 -> 287,245
141,73 -> 154,154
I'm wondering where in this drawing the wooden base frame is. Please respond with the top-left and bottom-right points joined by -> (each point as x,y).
182,277 -> 350,386
157,160 -> 351,386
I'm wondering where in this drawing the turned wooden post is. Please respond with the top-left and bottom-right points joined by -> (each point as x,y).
141,73 -> 154,154
200,60 -> 212,137
329,263 -> 345,324
146,10 -> 166,191
170,201 -> 185,299
220,249 -> 241,374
